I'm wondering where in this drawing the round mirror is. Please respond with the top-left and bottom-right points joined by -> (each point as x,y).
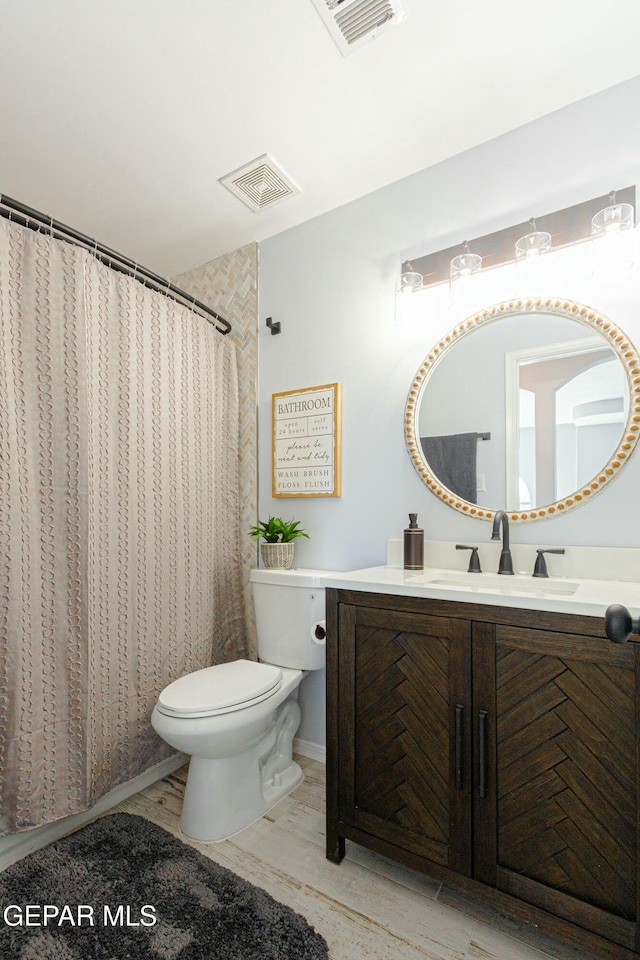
405,297 -> 640,522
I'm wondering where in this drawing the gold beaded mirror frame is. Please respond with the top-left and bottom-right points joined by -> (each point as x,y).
405,298 -> 640,522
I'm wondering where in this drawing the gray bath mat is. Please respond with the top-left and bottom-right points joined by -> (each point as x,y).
0,813 -> 329,959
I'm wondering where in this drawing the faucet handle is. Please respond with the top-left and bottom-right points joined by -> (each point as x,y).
456,544 -> 482,573
532,547 -> 565,578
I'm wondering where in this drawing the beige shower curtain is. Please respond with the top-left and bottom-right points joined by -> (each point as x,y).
0,217 -> 248,835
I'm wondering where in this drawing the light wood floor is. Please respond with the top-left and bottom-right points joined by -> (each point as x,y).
113,756 -> 600,960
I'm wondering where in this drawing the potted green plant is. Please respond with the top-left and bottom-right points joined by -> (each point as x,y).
247,517 -> 309,570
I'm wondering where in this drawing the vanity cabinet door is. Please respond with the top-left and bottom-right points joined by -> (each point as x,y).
336,602 -> 473,876
473,623 -> 640,953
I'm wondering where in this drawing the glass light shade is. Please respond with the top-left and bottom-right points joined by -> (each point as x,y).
399,267 -> 423,294
515,230 -> 551,260
449,252 -> 482,281
591,202 -> 634,238
449,252 -> 482,310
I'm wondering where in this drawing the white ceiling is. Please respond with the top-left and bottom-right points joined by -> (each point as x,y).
2,0 -> 640,277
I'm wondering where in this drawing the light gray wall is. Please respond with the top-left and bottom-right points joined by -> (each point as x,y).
258,76 -> 640,747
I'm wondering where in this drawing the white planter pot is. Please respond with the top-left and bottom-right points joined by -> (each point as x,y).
260,541 -> 295,570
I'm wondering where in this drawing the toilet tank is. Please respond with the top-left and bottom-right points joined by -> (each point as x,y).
250,569 -> 326,671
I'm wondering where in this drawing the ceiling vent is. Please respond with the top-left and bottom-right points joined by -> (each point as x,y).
219,154 -> 300,213
309,0 -> 406,56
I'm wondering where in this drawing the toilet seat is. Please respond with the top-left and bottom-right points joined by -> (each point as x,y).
156,659 -> 283,719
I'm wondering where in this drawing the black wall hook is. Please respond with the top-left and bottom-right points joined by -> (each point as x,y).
266,316 -> 281,335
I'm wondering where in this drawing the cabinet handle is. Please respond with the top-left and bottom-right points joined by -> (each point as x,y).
454,704 -> 464,791
478,710 -> 488,799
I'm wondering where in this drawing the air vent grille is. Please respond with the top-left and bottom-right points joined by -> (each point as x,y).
219,154 -> 300,213
310,0 -> 405,56
336,0 -> 396,45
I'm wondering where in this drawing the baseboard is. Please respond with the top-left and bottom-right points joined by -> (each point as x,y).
0,753 -> 186,871
294,737 -> 326,763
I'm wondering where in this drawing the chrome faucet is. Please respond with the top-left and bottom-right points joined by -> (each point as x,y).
491,510 -> 514,575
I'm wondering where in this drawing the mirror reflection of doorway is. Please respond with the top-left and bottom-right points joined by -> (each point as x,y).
512,339 -> 626,510
554,358 -> 626,500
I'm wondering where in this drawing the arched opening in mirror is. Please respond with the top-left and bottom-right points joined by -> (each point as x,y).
505,336 -> 627,511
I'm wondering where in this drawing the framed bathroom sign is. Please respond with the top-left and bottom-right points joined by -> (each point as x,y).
272,383 -> 342,497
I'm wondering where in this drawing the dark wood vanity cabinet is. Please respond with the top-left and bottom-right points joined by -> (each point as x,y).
326,588 -> 640,960
330,602 -> 474,874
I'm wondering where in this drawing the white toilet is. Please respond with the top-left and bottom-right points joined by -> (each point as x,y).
151,569 -> 326,842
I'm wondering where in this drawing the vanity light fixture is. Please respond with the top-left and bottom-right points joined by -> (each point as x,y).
399,260 -> 423,294
399,186 -> 635,294
515,218 -> 551,260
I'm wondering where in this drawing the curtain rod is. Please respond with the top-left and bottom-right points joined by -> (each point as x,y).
0,194 -> 232,336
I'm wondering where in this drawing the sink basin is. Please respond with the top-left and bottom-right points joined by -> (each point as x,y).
408,571 -> 580,597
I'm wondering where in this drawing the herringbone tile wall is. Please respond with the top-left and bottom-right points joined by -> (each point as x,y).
174,243 -> 258,654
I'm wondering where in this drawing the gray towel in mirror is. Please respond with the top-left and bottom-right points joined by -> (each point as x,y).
420,432 -> 478,503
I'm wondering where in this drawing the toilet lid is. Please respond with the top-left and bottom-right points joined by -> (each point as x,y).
157,659 -> 282,717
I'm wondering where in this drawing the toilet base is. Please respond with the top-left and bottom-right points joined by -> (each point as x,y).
180,698 -> 302,842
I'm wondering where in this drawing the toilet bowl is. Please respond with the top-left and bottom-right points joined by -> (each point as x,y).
151,569 -> 326,842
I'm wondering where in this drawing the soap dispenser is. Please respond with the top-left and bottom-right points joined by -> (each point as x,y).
403,514 -> 424,570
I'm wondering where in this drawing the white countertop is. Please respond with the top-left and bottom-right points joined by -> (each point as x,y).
309,565 -> 640,619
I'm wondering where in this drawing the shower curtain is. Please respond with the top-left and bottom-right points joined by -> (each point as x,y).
0,216 -> 248,835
